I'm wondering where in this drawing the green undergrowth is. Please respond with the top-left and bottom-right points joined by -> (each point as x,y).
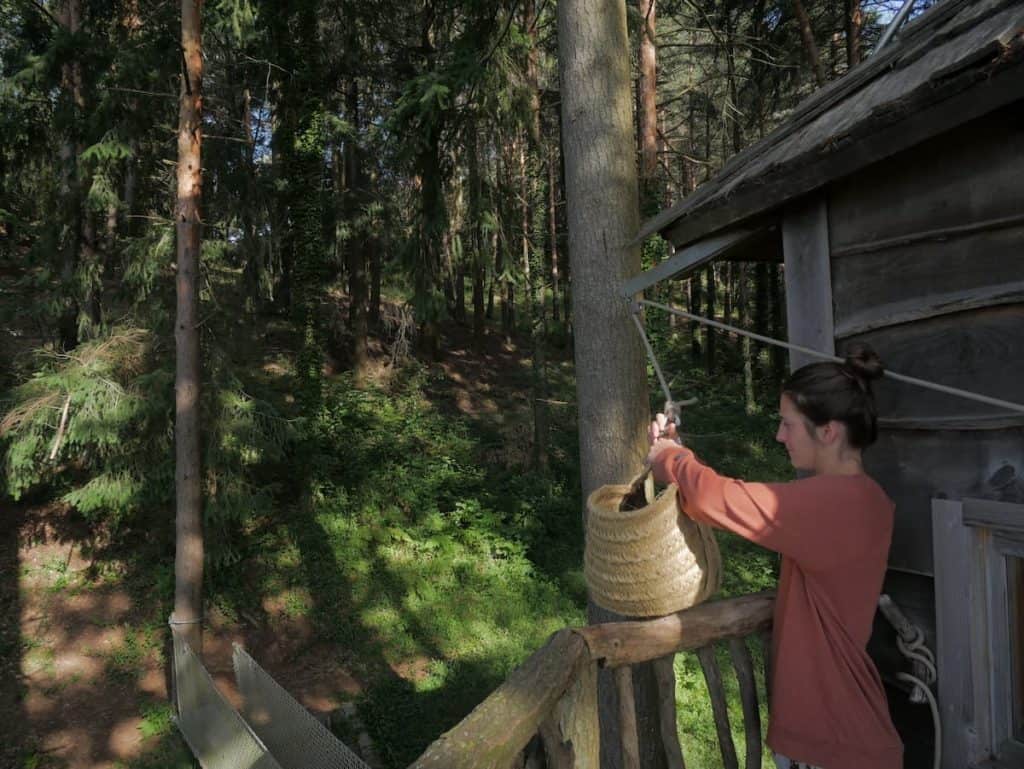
209,364 -> 589,767
3,314 -> 793,769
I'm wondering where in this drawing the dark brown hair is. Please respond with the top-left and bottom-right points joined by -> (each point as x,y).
782,343 -> 884,449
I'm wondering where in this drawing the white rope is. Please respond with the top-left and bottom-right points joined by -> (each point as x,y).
629,311 -> 697,424
896,671 -> 942,769
635,299 -> 1024,416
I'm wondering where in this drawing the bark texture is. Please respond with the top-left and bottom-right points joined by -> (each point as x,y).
556,3 -> 659,768
173,0 -> 204,655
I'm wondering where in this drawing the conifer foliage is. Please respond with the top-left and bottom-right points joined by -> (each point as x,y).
0,0 -> 916,761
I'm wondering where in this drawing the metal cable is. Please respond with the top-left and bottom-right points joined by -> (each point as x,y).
636,299 -> 1024,416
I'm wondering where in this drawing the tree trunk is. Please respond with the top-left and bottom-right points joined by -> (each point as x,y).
739,263 -> 755,413
845,0 -> 862,67
345,77 -> 369,384
56,0 -> 84,351
369,170 -> 382,327
556,3 -> 664,769
793,0 -> 826,87
724,8 -> 743,157
688,273 -> 701,361
415,12 -> 444,359
417,130 -> 444,358
468,119 -> 485,350
548,142 -> 560,325
705,264 -> 716,371
173,0 -> 204,656
524,0 -> 548,470
637,0 -> 658,211
723,261 -> 733,324
770,263 -> 786,382
755,261 -> 769,378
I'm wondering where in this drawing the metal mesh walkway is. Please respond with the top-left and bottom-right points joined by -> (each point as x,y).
233,644 -> 372,769
171,633 -> 371,769
172,634 -> 283,769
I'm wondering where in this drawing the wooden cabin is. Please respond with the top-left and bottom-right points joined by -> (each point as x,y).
629,1 -> 1024,767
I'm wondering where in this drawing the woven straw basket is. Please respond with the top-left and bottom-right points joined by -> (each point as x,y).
585,471 -> 721,618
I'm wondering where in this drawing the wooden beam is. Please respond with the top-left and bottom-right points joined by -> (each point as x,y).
574,593 -> 775,669
962,497 -> 1024,533
696,646 -> 739,769
834,280 -> 1024,339
614,667 -> 641,769
782,197 -> 833,371
727,638 -> 762,769
652,656 -> 687,769
408,630 -> 589,769
539,660 -> 600,769
877,414 -> 1024,431
621,228 -> 755,298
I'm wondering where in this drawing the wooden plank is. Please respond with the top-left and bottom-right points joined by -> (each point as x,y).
986,532 -> 1014,747
843,306 -> 1024,423
539,660 -> 600,769
574,593 -> 775,669
782,196 -> 834,370
831,213 -> 1024,260
963,498 -> 1024,533
834,272 -> 1024,340
878,413 -> 1024,431
829,110 -> 1024,252
867,427 -> 1024,574
651,655 -> 686,769
970,527 -> 997,761
696,646 -> 739,769
931,499 -> 974,769
622,229 -> 755,297
613,667 -> 641,769
727,638 -> 761,769
409,630 -> 589,769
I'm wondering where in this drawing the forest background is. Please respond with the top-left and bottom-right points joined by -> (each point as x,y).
0,1 -> 927,767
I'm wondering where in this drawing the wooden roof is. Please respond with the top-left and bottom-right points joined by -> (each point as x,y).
638,0 -> 1024,249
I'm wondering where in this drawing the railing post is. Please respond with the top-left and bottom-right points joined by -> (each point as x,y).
696,645 -> 739,769
541,657 -> 600,769
652,655 -> 686,769
728,637 -> 762,769
614,666 -> 641,769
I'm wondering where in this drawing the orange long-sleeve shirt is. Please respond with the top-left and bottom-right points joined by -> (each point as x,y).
652,446 -> 903,769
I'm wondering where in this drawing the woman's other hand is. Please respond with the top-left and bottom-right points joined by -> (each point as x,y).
646,413 -> 682,476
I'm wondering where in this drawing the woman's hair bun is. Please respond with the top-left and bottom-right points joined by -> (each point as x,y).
842,343 -> 884,383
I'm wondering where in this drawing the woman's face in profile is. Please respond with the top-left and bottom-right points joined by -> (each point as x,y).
776,394 -> 817,471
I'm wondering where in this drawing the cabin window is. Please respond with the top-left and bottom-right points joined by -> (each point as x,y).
933,497 -> 1024,769
1011,555 -> 1024,743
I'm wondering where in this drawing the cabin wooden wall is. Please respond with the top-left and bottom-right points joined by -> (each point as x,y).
828,104 -> 1024,580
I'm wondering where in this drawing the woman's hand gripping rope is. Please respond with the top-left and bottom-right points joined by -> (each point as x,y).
646,410 -> 684,479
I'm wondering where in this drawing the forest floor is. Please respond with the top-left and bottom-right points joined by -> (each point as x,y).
0,306 -> 788,769
0,318 -> 584,769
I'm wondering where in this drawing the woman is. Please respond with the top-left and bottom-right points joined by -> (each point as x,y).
646,345 -> 902,769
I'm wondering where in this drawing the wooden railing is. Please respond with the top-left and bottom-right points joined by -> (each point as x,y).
409,591 -> 775,769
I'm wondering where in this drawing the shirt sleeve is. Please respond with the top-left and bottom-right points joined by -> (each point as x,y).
651,446 -> 883,570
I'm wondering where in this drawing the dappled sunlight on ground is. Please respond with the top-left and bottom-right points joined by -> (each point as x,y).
0,502 -> 374,768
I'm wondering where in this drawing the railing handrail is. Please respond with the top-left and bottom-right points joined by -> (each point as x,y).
408,591 -> 777,769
